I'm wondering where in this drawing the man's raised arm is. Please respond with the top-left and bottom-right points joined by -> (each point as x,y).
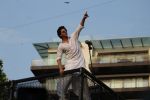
71,11 -> 89,40
80,11 -> 89,26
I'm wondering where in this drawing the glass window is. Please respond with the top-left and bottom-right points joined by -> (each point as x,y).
48,53 -> 57,65
143,78 -> 149,87
48,53 -> 66,65
102,80 -> 111,87
111,79 -> 123,88
111,55 -> 118,63
99,56 -> 110,63
123,78 -> 136,88
101,77 -> 149,89
136,78 -> 148,87
135,54 -> 148,62
45,78 -> 57,91
43,57 -> 48,65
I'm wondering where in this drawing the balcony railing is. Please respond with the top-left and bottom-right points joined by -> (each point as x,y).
92,55 -> 150,64
31,55 -> 150,67
31,59 -> 58,66
0,68 -> 125,100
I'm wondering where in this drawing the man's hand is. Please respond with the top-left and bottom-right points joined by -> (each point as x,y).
57,59 -> 64,75
59,67 -> 64,75
80,11 -> 89,26
83,11 -> 89,19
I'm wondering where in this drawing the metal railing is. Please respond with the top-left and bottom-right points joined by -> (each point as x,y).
31,55 -> 150,67
0,68 -> 125,100
92,55 -> 150,64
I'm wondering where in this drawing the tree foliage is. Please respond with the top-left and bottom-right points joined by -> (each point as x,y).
0,59 -> 8,100
0,59 -> 7,83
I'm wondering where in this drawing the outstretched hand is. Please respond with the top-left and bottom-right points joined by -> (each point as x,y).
83,11 -> 89,19
80,11 -> 89,26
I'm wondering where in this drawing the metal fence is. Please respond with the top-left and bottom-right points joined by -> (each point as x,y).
0,68 -> 125,100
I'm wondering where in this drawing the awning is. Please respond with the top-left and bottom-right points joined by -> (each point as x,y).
91,37 -> 150,49
33,42 -> 59,58
33,37 -> 150,58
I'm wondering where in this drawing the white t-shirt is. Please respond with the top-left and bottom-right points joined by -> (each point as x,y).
57,25 -> 86,71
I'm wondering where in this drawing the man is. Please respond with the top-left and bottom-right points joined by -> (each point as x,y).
56,11 -> 90,100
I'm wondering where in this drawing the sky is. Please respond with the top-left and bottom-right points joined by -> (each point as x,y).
0,0 -> 150,80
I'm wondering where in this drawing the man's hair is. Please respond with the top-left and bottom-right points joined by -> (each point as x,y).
57,26 -> 67,39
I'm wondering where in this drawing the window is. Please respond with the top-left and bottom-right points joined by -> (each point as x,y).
48,52 -> 66,65
103,80 -> 111,87
48,53 -> 57,65
100,56 -> 111,63
101,77 -> 149,89
45,78 -> 57,91
136,78 -> 148,87
124,78 -> 136,88
96,53 -> 148,64
111,79 -> 123,88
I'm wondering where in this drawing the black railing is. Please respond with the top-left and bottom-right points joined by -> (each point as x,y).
0,68 -> 125,100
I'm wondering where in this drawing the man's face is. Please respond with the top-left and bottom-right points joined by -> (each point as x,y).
60,28 -> 68,38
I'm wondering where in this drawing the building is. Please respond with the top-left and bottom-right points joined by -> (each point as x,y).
31,37 -> 150,100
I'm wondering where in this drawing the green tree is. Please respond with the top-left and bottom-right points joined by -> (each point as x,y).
0,59 -> 8,100
0,59 -> 7,83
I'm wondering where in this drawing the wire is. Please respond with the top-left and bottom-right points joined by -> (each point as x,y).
84,0 -> 117,10
0,0 -> 117,33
